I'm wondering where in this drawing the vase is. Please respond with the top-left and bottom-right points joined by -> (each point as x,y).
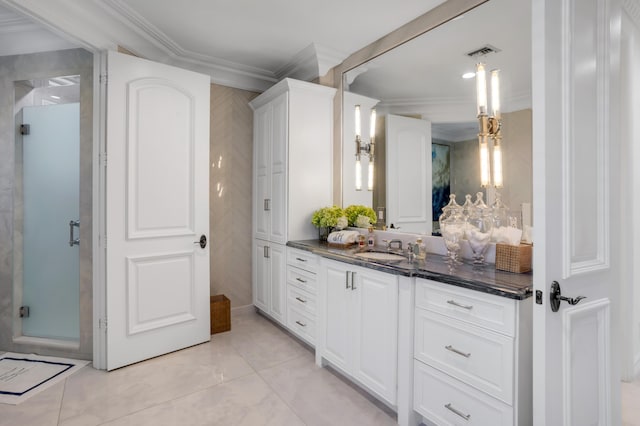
318,226 -> 334,242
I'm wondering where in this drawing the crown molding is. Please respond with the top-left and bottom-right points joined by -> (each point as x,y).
0,0 -> 279,92
275,43 -> 347,82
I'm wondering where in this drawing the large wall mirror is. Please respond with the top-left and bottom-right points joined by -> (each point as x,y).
342,0 -> 532,235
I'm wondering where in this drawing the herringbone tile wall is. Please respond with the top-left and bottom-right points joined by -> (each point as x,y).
210,84 -> 259,307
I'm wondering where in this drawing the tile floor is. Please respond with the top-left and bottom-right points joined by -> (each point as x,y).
0,308 -> 396,426
1,308 -> 639,425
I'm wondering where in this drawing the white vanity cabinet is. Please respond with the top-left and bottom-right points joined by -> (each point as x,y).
412,278 -> 532,426
250,79 -> 335,325
317,258 -> 399,406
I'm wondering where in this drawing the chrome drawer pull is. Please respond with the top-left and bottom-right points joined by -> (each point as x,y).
295,257 -> 307,262
445,345 -> 471,358
295,320 -> 307,327
445,403 -> 471,420
295,297 -> 307,304
295,277 -> 307,284
447,299 -> 473,310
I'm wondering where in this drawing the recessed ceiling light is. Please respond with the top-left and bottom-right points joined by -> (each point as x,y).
462,72 -> 476,79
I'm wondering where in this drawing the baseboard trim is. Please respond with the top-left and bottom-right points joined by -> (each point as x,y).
231,304 -> 255,316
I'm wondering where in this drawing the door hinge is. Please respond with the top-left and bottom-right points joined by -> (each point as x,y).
20,124 -> 30,135
99,317 -> 108,330
100,152 -> 107,167
99,73 -> 108,84
19,306 -> 30,318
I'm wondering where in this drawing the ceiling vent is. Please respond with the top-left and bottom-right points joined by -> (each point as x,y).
466,44 -> 501,58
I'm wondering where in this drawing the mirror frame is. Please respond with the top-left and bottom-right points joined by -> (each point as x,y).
319,0 -> 489,206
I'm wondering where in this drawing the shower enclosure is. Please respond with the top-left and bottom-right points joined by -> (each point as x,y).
14,76 -> 81,344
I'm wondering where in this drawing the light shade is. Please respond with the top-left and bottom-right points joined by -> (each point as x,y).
355,156 -> 362,191
491,69 -> 501,119
492,142 -> 503,188
479,135 -> 490,187
367,160 -> 374,191
475,63 -> 487,116
370,109 -> 376,138
355,105 -> 361,138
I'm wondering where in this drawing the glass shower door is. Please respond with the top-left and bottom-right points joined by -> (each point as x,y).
21,103 -> 80,340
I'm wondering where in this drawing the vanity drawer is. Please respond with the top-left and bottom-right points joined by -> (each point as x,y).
414,361 -> 513,426
287,248 -> 318,274
287,266 -> 317,293
414,309 -> 514,404
287,304 -> 315,346
287,284 -> 316,316
415,278 -> 516,336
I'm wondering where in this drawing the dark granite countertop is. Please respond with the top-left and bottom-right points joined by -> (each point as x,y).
287,240 -> 533,300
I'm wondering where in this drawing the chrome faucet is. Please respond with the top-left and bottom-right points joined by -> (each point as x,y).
386,239 -> 403,251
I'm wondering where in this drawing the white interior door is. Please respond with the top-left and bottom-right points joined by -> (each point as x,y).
532,0 -> 621,424
105,51 -> 210,370
385,114 -> 432,233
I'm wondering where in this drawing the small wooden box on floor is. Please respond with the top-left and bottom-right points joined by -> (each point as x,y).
495,243 -> 532,273
210,295 -> 231,334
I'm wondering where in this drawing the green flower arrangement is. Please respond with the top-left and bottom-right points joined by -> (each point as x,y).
344,205 -> 377,227
311,206 -> 345,228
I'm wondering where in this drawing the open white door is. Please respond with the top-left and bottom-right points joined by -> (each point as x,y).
104,51 -> 210,370
385,114 -> 432,234
532,0 -> 621,424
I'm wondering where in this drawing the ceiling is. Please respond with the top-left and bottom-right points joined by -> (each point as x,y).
0,0 -> 449,91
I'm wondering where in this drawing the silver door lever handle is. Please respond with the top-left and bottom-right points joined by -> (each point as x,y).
69,220 -> 80,247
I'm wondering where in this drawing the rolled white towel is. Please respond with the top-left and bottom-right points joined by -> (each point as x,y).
327,230 -> 360,245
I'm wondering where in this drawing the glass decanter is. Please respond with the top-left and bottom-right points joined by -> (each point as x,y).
461,194 -> 474,221
439,204 -> 465,265
438,194 -> 461,225
465,192 -> 493,265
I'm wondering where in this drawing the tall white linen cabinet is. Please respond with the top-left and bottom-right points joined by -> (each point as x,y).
250,78 -> 336,325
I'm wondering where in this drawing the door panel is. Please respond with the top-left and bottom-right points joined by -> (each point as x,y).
253,239 -> 269,312
253,105 -> 270,241
105,51 -> 210,370
126,79 -> 194,238
532,0 -> 620,423
22,103 -> 80,340
270,92 -> 288,244
323,262 -> 350,372
352,268 -> 398,404
269,243 -> 286,325
386,114 -> 432,233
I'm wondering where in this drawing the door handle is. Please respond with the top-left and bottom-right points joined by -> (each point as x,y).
263,245 -> 270,258
550,281 -> 586,312
351,271 -> 356,290
194,235 -> 207,249
68,220 -> 80,247
345,271 -> 350,289
264,198 -> 271,211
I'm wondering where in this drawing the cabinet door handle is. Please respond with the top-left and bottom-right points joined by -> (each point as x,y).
447,299 -> 473,310
264,246 -> 270,258
295,297 -> 307,304
295,320 -> 307,327
444,403 -> 471,420
295,257 -> 307,262
345,271 -> 351,289
296,277 -> 307,284
445,345 -> 471,358
264,198 -> 271,211
351,271 -> 356,290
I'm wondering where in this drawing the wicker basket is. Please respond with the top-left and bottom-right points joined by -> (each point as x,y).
495,243 -> 532,273
210,295 -> 231,334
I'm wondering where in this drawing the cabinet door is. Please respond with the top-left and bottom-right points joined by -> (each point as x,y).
269,243 -> 286,325
269,92 -> 288,244
253,239 -> 269,312
253,105 -> 271,241
352,267 -> 399,405
322,261 -> 351,373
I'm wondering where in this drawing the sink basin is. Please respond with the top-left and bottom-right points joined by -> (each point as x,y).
354,251 -> 406,262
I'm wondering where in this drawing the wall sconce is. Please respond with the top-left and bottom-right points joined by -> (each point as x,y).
355,105 -> 376,191
476,63 -> 503,188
